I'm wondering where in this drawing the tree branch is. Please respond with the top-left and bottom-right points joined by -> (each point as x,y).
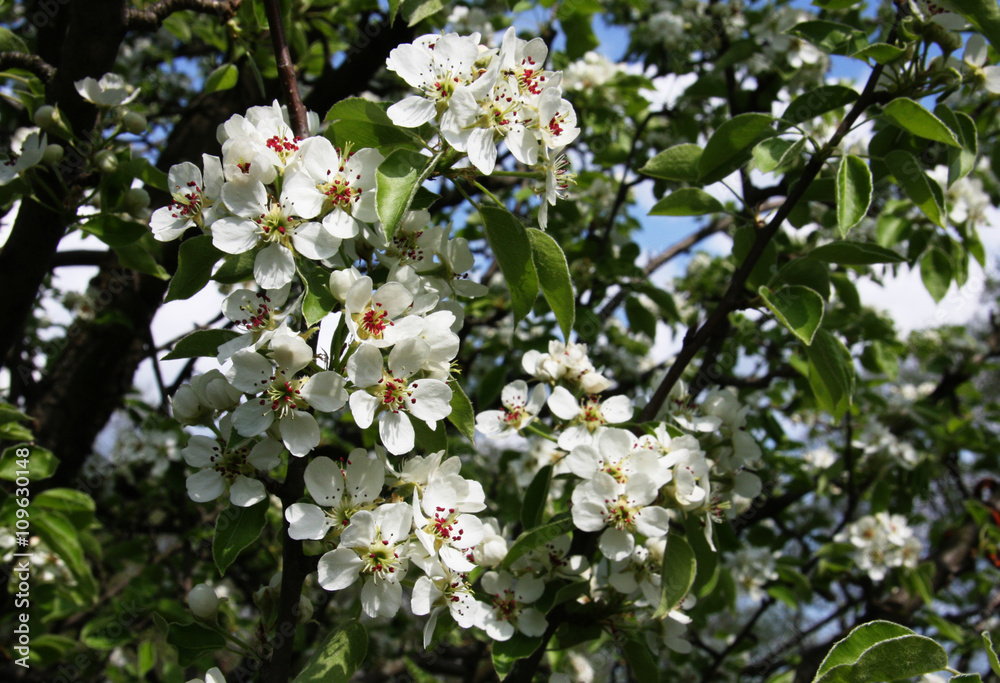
0,51 -> 56,81
263,0 -> 308,138
124,0 -> 242,31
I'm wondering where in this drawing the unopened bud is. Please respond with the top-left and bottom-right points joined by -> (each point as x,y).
34,105 -> 56,129
42,144 -> 64,164
124,187 -> 150,215
187,583 -> 219,619
122,111 -> 147,134
93,149 -> 118,174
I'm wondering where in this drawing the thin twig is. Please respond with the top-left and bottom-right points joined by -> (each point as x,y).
263,0 -> 308,138
125,0 -> 243,31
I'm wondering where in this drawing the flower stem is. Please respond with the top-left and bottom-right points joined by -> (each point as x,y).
263,0 -> 308,138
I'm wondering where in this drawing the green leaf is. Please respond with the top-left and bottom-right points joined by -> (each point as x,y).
654,533 -> 696,619
788,20 -> 868,55
0,27 -> 29,53
559,12 -> 599,60
919,248 -> 954,303
325,98 -> 419,150
625,296 -> 657,339
782,85 -> 858,125
212,249 -> 257,284
951,0 -> 1000,54
882,98 -> 961,148
526,228 -> 575,339
162,329 -> 241,361
884,150 -> 945,228
805,329 -> 854,421
649,187 -> 726,216
204,63 -> 239,93
300,258 -> 338,327
753,137 -> 806,174
113,240 -> 170,280
376,149 -> 435,242
480,206 -> 538,324
935,106 -> 978,186
501,513 -> 574,570
836,155 -> 872,237
983,631 -> 1000,677
80,215 -> 149,248
770,258 -> 831,300
410,418 -> 448,455
400,0 -> 445,26
623,638 -> 659,683
850,42 -> 905,64
34,488 -> 96,528
809,240 -> 906,265
447,381 -> 476,444
34,510 -> 97,602
492,632 -> 543,678
166,621 -> 227,667
950,675 -> 983,682
293,620 -> 368,683
814,634 -> 949,682
812,0 -> 863,8
640,144 -> 702,182
166,235 -> 223,302
213,499 -> 269,575
0,445 -> 59,481
759,285 -> 825,345
816,621 -> 917,676
388,0 -> 401,23
521,465 -> 552,530
699,113 -> 775,184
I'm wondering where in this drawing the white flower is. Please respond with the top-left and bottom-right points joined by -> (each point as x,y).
476,380 -> 546,438
186,667 -> 226,683
182,435 -> 282,506
281,137 -> 382,239
413,474 -> 486,571
317,503 -> 412,618
566,427 -> 670,487
476,570 -> 548,641
731,546 -> 778,602
75,73 -> 138,107
150,155 -> 224,241
0,129 -> 45,185
547,387 -> 633,450
346,339 -> 453,455
571,472 -> 672,561
344,276 -> 424,346
285,450 -> 384,540
217,286 -> 291,362
170,369 -> 243,424
412,562 -> 481,647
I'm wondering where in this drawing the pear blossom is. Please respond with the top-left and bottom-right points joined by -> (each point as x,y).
472,517 -> 509,568
285,450 -> 384,540
608,538 -> 664,605
547,386 -> 633,450
344,276 -> 424,346
281,136 -> 382,239
413,473 -> 486,571
731,546 -> 778,602
186,667 -> 226,683
476,570 -> 548,641
316,503 -> 412,618
171,369 -> 243,425
150,155 -> 224,241
566,427 -> 670,487
346,339 -> 453,455
522,340 -> 611,392
571,471 -> 672,561
183,434 -> 283,506
74,73 -> 138,106
476,380 -> 546,438
0,129 -> 45,185
411,560 -> 480,647
509,534 -> 588,580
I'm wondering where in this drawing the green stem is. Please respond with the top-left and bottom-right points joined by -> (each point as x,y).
471,179 -> 505,208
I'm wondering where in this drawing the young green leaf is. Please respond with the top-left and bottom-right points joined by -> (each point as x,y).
492,633 -> 543,678
951,0 -> 1000,54
376,148 -> 435,242
166,235 -> 223,302
649,187 -> 726,216
781,85 -> 858,125
213,499 -> 269,575
851,43 -> 905,64
166,621 -> 228,667
983,631 -> 1000,677
753,137 -> 806,174
882,98 -> 961,148
788,20 -> 868,55
293,620 -> 368,683
521,465 -> 552,530
640,144 -> 703,181
813,634 -> 949,683
501,513 -> 574,570
815,621 -> 916,677
759,285 -> 825,345
884,150 -> 945,228
809,240 -> 906,265
480,206 -> 539,324
0,445 -> 59,481
447,381 -> 476,444
526,228 -> 575,339
162,329 -> 241,360
653,533 -> 696,619
699,113 -> 775,184
805,329 -> 854,420
623,638 -> 660,683
919,248 -> 954,303
204,63 -> 239,93
835,155 -> 872,237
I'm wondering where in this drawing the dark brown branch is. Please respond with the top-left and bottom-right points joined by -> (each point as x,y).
50,249 -> 117,268
263,0 -> 308,138
0,51 -> 56,81
637,19 -> 898,423
124,0 -> 242,31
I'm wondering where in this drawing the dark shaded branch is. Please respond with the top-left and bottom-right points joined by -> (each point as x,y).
50,249 -> 117,268
124,0 -> 242,31
0,51 -> 56,81
264,0 -> 307,138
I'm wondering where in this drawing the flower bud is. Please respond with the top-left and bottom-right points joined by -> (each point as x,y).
123,187 -> 150,215
42,144 -> 65,165
34,105 -> 56,129
187,583 -> 219,619
122,111 -> 147,134
93,149 -> 118,174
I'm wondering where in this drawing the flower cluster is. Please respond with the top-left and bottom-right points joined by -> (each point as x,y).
385,28 -> 578,227
836,512 -> 922,581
